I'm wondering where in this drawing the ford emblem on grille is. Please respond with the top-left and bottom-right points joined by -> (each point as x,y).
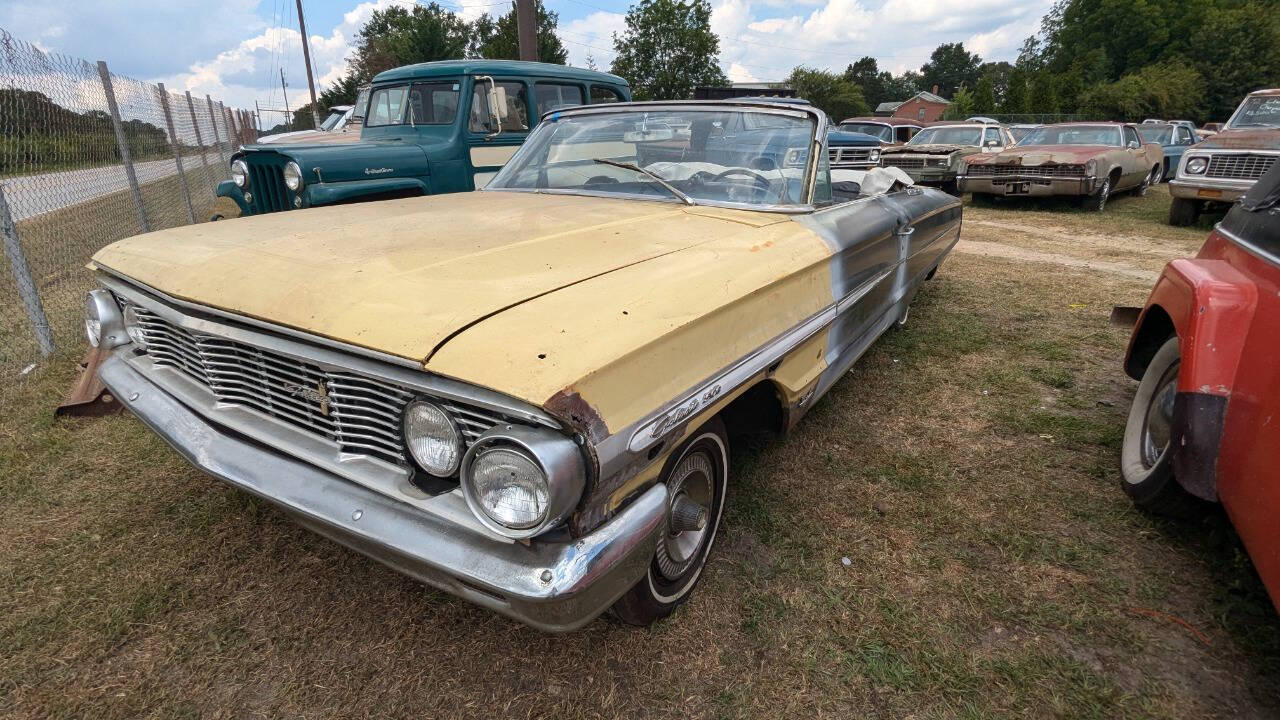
284,380 -> 331,416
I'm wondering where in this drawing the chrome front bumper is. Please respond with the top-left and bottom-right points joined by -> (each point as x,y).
1168,176 -> 1252,202
958,174 -> 1096,196
98,354 -> 668,632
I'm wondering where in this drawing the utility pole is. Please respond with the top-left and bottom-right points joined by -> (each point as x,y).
516,0 -> 538,62
295,0 -> 320,128
255,100 -> 262,131
279,68 -> 291,128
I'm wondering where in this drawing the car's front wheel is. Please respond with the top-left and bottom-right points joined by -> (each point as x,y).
1119,337 -> 1208,519
610,418 -> 729,626
1082,177 -> 1112,211
1168,197 -> 1200,226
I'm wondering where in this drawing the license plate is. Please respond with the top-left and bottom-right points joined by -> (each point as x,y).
1197,188 -> 1223,198
1007,182 -> 1030,195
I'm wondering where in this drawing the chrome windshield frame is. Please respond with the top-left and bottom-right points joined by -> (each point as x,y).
484,100 -> 827,213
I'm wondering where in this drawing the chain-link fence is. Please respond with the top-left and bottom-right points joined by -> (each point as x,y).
0,27 -> 257,381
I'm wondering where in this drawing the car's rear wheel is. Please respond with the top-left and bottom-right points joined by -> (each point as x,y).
1168,197 -> 1200,226
1119,337 -> 1209,519
610,418 -> 729,626
1134,166 -> 1159,196
1082,177 -> 1111,211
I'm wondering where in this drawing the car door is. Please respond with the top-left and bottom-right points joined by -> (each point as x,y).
982,126 -> 1005,153
1122,125 -> 1145,188
466,77 -> 534,189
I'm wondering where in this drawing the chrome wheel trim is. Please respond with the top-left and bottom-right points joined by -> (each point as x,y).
647,431 -> 728,604
1097,179 -> 1111,208
1141,369 -> 1177,469
655,450 -> 714,580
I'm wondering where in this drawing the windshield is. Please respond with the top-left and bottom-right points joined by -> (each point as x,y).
1137,125 -> 1173,144
320,109 -> 346,131
1020,125 -> 1122,147
488,108 -> 817,208
838,122 -> 892,142
1229,96 -> 1280,129
908,126 -> 982,146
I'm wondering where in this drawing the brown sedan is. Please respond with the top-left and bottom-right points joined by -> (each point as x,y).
958,122 -> 1164,211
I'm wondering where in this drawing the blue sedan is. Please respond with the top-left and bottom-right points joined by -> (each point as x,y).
1138,123 -> 1199,181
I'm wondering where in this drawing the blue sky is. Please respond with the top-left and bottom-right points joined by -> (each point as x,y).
0,0 -> 1054,118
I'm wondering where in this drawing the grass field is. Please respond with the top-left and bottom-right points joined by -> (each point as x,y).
2,185 -> 1277,718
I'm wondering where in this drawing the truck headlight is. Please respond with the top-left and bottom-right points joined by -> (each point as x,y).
403,400 -> 463,477
231,159 -> 249,188
869,148 -> 880,162
1185,157 -> 1208,175
461,425 -> 586,539
84,289 -> 125,348
283,161 -> 303,191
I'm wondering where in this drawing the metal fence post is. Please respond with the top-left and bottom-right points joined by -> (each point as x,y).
225,105 -> 239,147
157,83 -> 196,225
206,95 -> 229,168
185,90 -> 216,196
96,60 -> 149,234
0,185 -> 55,356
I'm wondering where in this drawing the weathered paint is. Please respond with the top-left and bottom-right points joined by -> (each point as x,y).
1196,129 -> 1280,152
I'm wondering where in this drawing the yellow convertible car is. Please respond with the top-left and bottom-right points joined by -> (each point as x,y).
84,101 -> 962,631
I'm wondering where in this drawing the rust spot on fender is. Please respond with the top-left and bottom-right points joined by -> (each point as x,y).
544,388 -> 609,445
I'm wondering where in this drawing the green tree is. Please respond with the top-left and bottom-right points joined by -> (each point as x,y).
1077,62 -> 1206,121
842,56 -> 895,110
351,3 -> 470,79
610,0 -> 728,100
943,87 -> 976,120
788,66 -> 868,120
999,67 -> 1032,115
319,71 -> 362,109
971,72 -> 996,114
920,42 -> 982,98
469,0 -> 568,63
1030,73 -> 1059,115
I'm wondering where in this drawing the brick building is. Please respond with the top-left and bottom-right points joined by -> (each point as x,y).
874,86 -> 952,123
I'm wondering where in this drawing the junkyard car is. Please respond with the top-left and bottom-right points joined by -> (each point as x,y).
958,122 -> 1163,210
827,128 -> 883,169
1008,124 -> 1040,144
1168,89 -> 1279,226
85,101 -> 961,631
256,90 -> 368,146
836,116 -> 924,145
1119,161 -> 1280,611
217,60 -> 630,215
1136,122 -> 1197,180
880,122 -> 1015,194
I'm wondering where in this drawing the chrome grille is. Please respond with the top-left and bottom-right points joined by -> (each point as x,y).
884,156 -> 926,169
245,157 -> 295,214
1206,153 -> 1276,180
128,304 -> 508,467
967,164 -> 1086,178
828,146 -> 876,168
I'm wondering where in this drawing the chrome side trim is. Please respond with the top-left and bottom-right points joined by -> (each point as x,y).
97,272 -> 561,430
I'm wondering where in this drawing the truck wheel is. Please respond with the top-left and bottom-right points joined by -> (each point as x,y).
1168,197 -> 1200,226
610,418 -> 729,627
940,180 -> 960,196
1119,337 -> 1209,519
1081,177 -> 1111,211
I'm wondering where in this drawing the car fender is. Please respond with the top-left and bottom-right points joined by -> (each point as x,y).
1124,257 -> 1258,500
302,177 -> 430,207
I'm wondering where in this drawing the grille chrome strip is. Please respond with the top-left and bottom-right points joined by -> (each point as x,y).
1206,153 -> 1276,180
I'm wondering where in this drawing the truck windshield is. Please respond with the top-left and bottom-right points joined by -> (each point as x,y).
1229,96 -> 1280,129
1020,125 -> 1122,147
320,109 -> 346,131
838,122 -> 892,142
367,82 -> 459,126
908,126 -> 982,146
488,108 -> 817,209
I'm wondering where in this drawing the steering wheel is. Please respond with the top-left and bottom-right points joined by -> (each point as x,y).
712,167 -> 773,192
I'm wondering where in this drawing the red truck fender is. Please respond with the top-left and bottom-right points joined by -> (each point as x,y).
1124,257 -> 1258,501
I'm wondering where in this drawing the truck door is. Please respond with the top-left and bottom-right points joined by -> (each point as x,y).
466,78 -> 533,189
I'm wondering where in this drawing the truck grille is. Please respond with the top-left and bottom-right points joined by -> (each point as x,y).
884,156 -> 925,169
967,164 -> 1086,179
127,304 -> 507,467
244,155 -> 296,213
829,147 -> 876,168
1205,153 -> 1277,180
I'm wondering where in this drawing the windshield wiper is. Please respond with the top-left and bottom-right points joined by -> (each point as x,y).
591,158 -> 695,206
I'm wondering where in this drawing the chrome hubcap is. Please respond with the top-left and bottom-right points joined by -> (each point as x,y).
1141,372 -> 1177,469
655,450 -> 714,581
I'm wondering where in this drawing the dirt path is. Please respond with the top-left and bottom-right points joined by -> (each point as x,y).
954,238 -> 1159,281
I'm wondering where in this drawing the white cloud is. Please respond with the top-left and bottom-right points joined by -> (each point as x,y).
558,11 -> 627,69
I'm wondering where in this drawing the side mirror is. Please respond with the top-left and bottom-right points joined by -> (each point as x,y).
1127,140 -> 1140,150
476,75 -> 507,138
985,139 -> 999,147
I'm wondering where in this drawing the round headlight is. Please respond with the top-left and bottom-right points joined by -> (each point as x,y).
869,148 -> 881,162
283,161 -> 303,191
404,400 -> 463,476
468,446 -> 549,530
231,159 -> 249,188
84,289 -> 125,348
1185,157 -> 1208,175
122,305 -> 147,350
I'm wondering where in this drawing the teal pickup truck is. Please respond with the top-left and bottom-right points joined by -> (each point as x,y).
217,60 -> 630,215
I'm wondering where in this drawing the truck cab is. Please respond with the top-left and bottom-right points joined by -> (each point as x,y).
217,60 -> 630,215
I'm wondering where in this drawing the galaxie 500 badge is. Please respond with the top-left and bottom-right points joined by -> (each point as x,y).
630,384 -> 722,451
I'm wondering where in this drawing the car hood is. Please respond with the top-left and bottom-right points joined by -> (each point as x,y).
91,191 -> 789,366
238,141 -> 431,183
966,145 -> 1112,165
1196,128 -> 1280,151
826,130 -> 882,146
882,144 -> 973,155
262,129 -> 362,147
